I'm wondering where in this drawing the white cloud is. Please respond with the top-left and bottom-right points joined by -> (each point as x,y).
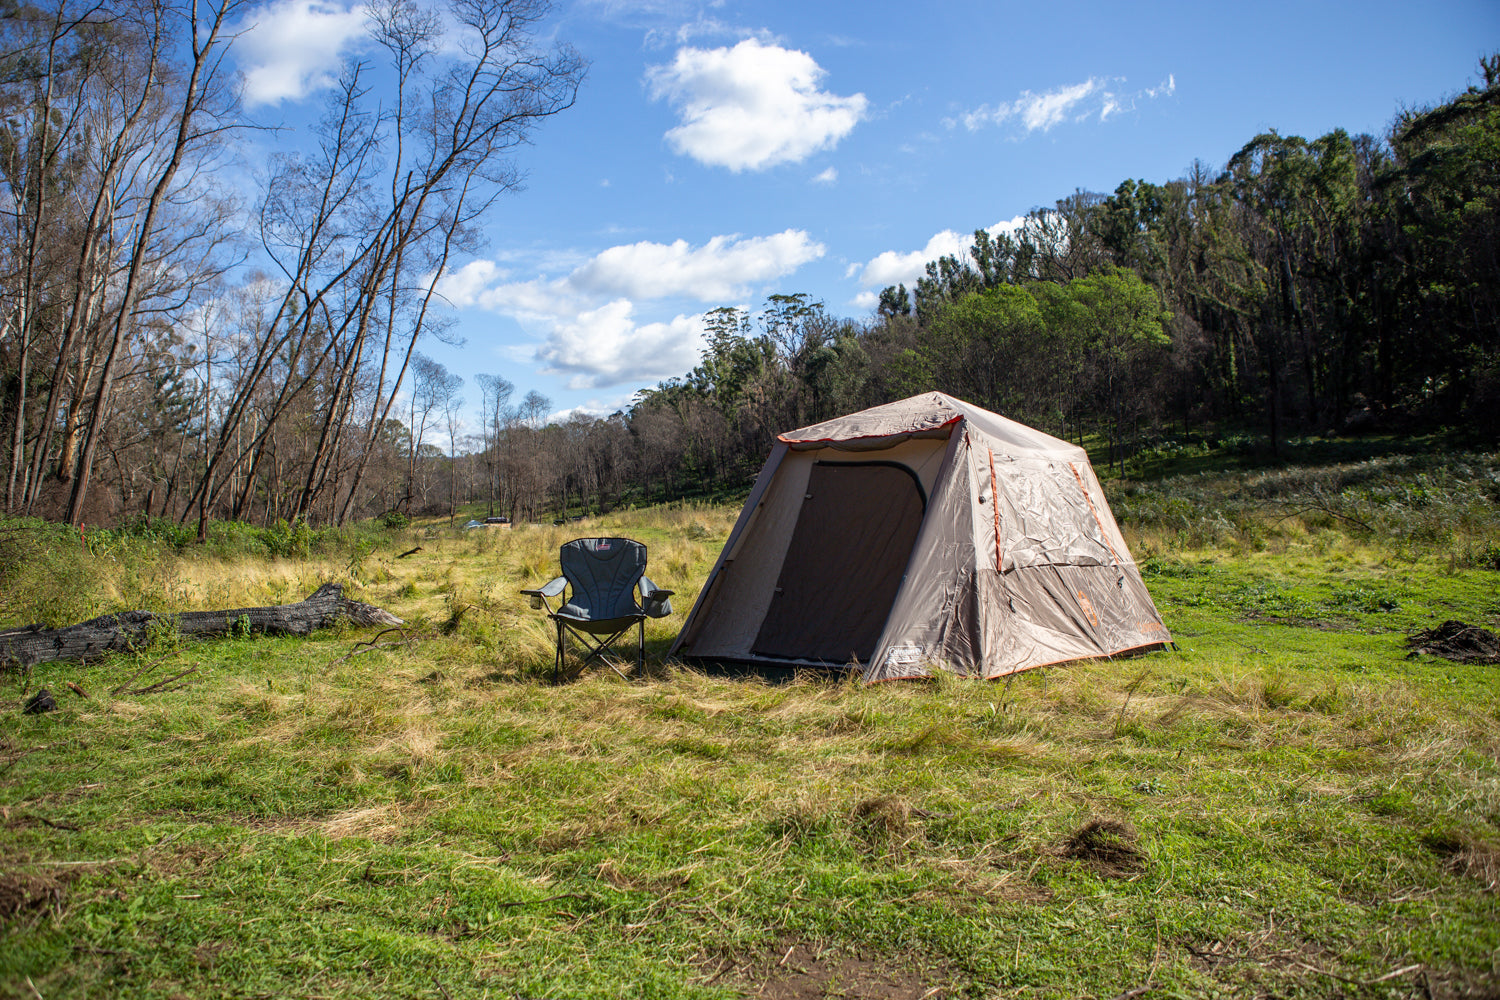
235,0 -> 371,108
536,301 -> 706,391
812,166 -> 838,184
647,38 -> 868,171
465,276 -> 587,322
1145,73 -> 1177,99
549,396 -> 635,423
851,216 -> 1027,299
655,18 -> 776,47
434,260 -> 509,307
957,78 -> 1102,133
438,229 -> 824,389
856,229 -> 974,291
571,230 -> 824,301
951,74 -> 1175,135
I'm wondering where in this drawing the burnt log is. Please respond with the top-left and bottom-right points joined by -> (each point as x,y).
0,584 -> 403,667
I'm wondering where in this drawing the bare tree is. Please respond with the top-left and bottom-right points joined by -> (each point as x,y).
174,0 -> 581,532
404,353 -> 461,512
0,0 -> 237,522
442,390 -> 466,524
63,0 -> 245,525
475,372 -> 513,516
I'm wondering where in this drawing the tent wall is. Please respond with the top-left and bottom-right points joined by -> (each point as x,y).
866,430 -> 980,679
669,443 -> 791,659
673,438 -> 948,662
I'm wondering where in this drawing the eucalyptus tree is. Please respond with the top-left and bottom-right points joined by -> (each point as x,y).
403,353 -> 460,512
0,0 -> 241,522
1383,56 -> 1500,427
180,0 -> 583,531
475,372 -> 513,517
441,390 -> 465,523
1218,129 -> 1371,447
59,0 -> 244,525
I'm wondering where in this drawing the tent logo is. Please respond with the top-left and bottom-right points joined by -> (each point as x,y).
887,644 -> 924,666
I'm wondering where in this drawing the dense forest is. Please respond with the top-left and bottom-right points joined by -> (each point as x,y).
1,0 -> 1495,529
628,55 -> 1500,493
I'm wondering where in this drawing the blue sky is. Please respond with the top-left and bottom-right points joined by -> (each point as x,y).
230,0 -> 1499,430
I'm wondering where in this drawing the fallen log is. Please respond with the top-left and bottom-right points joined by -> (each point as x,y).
0,584 -> 403,668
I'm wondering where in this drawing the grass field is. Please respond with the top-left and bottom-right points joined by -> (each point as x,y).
2,448 -> 1498,999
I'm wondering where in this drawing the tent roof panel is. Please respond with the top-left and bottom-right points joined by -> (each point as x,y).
779,392 -> 1086,460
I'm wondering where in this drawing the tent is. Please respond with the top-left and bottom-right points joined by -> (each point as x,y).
669,392 -> 1171,680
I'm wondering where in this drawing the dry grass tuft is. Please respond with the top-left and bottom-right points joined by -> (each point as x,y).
320,804 -> 409,842
926,855 -> 1054,905
1063,818 -> 1147,874
767,791 -> 835,844
852,794 -> 912,844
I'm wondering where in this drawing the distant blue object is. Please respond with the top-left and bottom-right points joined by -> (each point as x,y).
521,537 -> 674,682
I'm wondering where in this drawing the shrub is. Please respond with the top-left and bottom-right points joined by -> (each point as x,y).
262,518 -> 313,558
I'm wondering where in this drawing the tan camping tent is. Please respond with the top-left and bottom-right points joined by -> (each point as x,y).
669,392 -> 1171,680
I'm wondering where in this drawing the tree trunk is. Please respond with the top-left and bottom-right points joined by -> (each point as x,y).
0,584 -> 402,667
68,0 -> 234,526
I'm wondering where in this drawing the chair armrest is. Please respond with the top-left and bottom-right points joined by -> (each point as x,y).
521,577 -> 567,609
522,576 -> 566,597
639,576 -> 674,599
639,576 -> 674,618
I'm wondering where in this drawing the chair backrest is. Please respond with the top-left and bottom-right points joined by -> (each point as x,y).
559,538 -> 648,619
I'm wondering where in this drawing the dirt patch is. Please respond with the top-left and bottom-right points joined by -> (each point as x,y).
0,871 -> 67,924
1406,621 -> 1500,664
1425,831 -> 1500,892
1063,819 -> 1147,875
734,943 -> 951,1000
917,856 -> 1053,907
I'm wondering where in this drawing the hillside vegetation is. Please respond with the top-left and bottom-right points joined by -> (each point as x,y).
1,446 -> 1497,999
3,33 -> 1495,530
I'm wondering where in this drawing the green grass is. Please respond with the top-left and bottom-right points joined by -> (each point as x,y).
1,474 -> 1498,999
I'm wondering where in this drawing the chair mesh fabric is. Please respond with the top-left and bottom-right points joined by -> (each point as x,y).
557,538 -> 647,623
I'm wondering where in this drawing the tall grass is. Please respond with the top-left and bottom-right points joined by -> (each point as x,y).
1115,448 -> 1500,567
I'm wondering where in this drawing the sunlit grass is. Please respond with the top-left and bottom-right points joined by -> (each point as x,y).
1,481 -> 1497,998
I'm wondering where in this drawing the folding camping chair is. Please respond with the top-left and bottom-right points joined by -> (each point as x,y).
521,537 -> 674,682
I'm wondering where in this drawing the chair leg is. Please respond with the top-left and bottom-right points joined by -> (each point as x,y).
553,620 -> 648,682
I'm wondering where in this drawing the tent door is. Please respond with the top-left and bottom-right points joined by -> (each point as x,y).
751,461 -> 926,664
